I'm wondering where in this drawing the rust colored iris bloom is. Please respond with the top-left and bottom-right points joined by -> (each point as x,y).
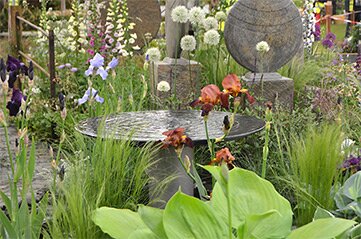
222,74 -> 255,104
162,128 -> 193,149
210,147 -> 235,166
190,84 -> 229,116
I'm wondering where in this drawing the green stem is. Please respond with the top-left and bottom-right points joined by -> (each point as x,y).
4,124 -> 14,175
215,38 -> 222,84
261,124 -> 270,178
204,119 -> 215,159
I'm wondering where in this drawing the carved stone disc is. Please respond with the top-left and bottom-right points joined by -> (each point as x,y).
224,0 -> 303,72
128,0 -> 161,48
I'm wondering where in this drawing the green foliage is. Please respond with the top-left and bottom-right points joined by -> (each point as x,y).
0,137 -> 48,238
45,133 -> 161,239
93,167 -> 356,239
287,124 -> 344,226
334,171 -> 361,220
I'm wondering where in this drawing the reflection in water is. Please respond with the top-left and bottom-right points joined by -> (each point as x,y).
76,110 -> 265,144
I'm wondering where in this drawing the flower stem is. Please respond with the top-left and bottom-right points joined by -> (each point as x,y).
204,119 -> 215,159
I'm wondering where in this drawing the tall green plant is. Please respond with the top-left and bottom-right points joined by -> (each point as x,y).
288,124 -> 344,226
45,132 -> 161,239
92,166 -> 356,239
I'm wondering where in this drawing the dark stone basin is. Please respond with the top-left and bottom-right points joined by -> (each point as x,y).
76,110 -> 265,145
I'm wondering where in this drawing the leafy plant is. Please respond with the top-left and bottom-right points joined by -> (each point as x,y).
334,171 -> 361,220
287,124 -> 344,226
92,166 -> 356,239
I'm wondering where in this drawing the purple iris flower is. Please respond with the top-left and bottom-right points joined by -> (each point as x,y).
6,89 -> 25,116
85,66 -> 94,76
58,65 -> 66,69
8,71 -> 18,88
0,58 -> 6,82
325,32 -> 336,41
89,53 -> 104,68
96,67 -> 108,80
78,88 -> 104,105
65,63 -> 72,68
106,57 -> 119,70
28,61 -> 34,80
70,67 -> 78,72
6,55 -> 21,72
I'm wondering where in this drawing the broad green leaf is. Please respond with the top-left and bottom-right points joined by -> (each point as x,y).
343,171 -> 361,200
350,223 -> 361,239
237,210 -> 281,239
93,207 -> 147,239
163,191 -> 228,239
129,229 -> 160,239
313,207 -> 334,220
0,209 -> 17,238
138,205 -> 166,238
209,168 -> 292,238
287,218 -> 356,239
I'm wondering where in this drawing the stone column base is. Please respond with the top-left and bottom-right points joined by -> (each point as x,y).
242,72 -> 294,110
150,57 -> 201,108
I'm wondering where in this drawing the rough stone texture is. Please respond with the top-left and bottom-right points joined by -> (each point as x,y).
148,146 -> 194,208
224,0 -> 303,72
76,110 -> 265,145
101,0 -> 161,49
165,0 -> 188,58
242,72 -> 294,109
151,57 -> 201,106
128,0 -> 162,48
0,126 -> 52,208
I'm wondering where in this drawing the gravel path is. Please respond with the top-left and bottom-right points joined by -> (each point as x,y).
0,125 -> 52,208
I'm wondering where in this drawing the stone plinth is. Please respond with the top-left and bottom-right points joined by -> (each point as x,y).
151,57 -> 201,107
242,72 -> 294,110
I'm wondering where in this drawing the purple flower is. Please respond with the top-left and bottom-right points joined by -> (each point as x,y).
313,24 -> 321,41
6,55 -> 21,72
322,39 -> 334,49
65,63 -> 72,68
342,155 -> 361,172
58,65 -> 66,69
78,88 -> 104,105
70,67 -> 78,72
28,61 -> 34,80
96,67 -> 108,80
6,89 -> 25,116
89,53 -> 104,68
85,65 -> 94,76
106,57 -> 119,70
0,58 -> 6,82
325,32 -> 336,41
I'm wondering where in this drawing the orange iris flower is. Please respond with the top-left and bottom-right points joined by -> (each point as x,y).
190,84 -> 229,116
210,147 -> 235,166
162,128 -> 193,149
222,74 -> 255,104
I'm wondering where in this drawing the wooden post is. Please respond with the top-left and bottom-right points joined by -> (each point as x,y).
60,0 -> 66,12
8,5 -> 22,58
325,1 -> 332,34
48,30 -> 56,98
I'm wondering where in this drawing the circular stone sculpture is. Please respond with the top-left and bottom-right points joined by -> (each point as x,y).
224,0 -> 303,73
128,0 -> 161,48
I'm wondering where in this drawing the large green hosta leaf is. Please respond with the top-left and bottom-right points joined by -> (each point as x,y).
92,207 -> 156,239
163,191 -> 229,239
205,166 -> 293,239
287,218 -> 356,239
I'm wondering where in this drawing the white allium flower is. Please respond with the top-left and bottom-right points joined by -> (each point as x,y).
157,81 -> 171,92
215,11 -> 227,22
202,17 -> 218,31
180,35 -> 196,51
189,7 -> 205,26
256,41 -> 270,53
171,6 -> 189,23
204,29 -> 220,46
145,47 -> 161,62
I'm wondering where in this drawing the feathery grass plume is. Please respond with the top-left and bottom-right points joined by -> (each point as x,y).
287,124 -> 344,226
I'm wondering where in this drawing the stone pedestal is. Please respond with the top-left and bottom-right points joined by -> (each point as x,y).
148,146 -> 194,208
242,72 -> 294,110
151,57 -> 201,107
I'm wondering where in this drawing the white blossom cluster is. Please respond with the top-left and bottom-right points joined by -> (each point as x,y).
302,0 -> 316,54
171,6 -> 225,47
105,0 -> 139,57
